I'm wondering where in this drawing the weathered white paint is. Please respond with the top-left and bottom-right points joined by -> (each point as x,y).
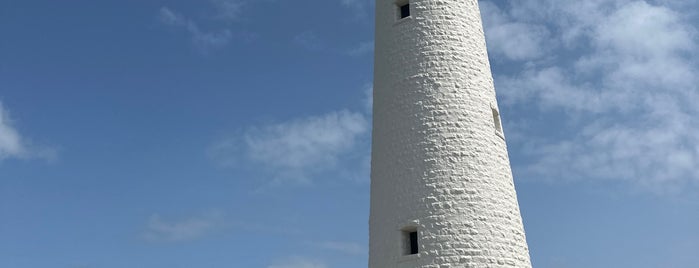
369,0 -> 532,267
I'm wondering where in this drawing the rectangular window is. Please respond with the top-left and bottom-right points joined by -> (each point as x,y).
409,231 -> 418,254
396,0 -> 410,20
400,3 -> 410,19
402,227 -> 418,255
492,107 -> 503,134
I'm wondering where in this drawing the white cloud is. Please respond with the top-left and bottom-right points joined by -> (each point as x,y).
480,2 -> 553,61
208,83 -> 374,186
0,101 -> 55,162
0,102 -> 26,159
143,211 -> 224,242
211,0 -> 244,21
210,110 -> 369,184
267,257 -> 327,268
158,6 -> 234,51
484,0 -> 699,194
249,110 -> 368,183
158,6 -> 185,25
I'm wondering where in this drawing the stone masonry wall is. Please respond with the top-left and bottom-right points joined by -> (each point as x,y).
369,0 -> 532,267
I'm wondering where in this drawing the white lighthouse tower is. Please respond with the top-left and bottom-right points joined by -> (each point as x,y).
369,0 -> 532,267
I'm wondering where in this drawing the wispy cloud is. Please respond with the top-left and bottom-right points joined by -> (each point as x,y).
480,2 -> 553,61
211,0 -> 244,22
0,102 -> 27,159
157,1 -> 246,52
483,0 -> 699,194
143,211 -> 224,242
267,257 -> 327,268
210,110 -> 370,184
0,101 -> 55,162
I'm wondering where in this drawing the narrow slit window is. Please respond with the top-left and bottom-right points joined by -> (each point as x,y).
399,3 -> 410,18
396,1 -> 410,20
409,231 -> 418,254
402,227 -> 418,255
492,107 -> 503,134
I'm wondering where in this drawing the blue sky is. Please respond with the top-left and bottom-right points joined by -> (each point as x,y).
1,0 -> 698,267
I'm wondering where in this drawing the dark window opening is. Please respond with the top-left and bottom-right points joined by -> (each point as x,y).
399,3 -> 410,19
409,231 -> 418,254
402,228 -> 418,255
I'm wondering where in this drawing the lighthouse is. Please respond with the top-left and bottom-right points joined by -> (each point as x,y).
368,0 -> 532,267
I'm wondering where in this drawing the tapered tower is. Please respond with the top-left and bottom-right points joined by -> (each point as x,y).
369,0 -> 532,267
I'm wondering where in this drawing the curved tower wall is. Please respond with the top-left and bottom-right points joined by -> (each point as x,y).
369,0 -> 532,267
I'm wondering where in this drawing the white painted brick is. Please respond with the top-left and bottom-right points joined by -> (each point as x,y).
369,0 -> 532,267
